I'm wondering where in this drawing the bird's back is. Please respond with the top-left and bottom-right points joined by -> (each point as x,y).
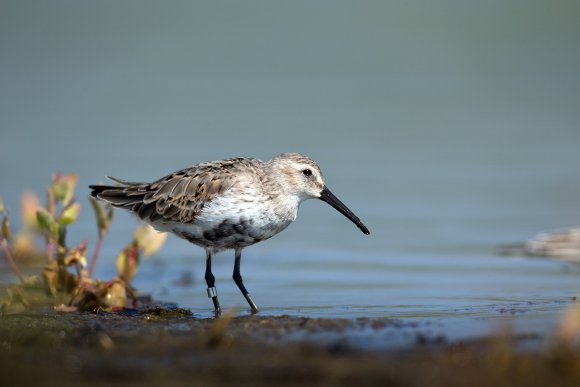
90,157 -> 264,225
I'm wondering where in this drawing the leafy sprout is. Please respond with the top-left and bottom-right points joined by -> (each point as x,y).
1,172 -> 167,314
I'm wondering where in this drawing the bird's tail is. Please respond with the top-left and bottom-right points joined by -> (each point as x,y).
89,177 -> 150,212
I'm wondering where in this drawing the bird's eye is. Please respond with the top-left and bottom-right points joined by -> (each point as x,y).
302,169 -> 312,177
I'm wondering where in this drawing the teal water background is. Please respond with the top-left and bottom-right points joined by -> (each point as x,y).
1,1 -> 580,342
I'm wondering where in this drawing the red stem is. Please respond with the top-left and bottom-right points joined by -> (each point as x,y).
46,238 -> 54,261
89,230 -> 104,277
0,239 -> 25,283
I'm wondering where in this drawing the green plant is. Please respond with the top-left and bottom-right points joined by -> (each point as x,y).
1,197 -> 25,283
0,173 -> 167,313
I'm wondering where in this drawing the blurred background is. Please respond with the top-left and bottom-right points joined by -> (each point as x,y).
1,1 -> 579,337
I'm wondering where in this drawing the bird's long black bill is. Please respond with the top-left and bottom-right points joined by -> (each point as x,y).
319,186 -> 370,235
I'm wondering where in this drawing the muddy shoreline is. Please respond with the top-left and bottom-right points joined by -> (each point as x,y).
2,308 -> 580,387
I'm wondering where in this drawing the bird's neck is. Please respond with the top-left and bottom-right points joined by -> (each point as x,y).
262,162 -> 302,216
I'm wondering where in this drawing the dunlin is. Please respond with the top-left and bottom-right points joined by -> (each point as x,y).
90,153 -> 369,314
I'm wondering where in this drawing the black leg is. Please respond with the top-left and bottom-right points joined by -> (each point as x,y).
233,248 -> 259,313
204,249 -> 221,315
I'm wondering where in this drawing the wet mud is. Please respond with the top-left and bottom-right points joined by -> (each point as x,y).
1,307 -> 580,387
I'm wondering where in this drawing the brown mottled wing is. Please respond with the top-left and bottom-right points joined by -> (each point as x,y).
143,164 -> 236,223
90,158 -> 259,224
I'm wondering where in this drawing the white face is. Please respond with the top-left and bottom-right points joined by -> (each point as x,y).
279,161 -> 325,201
268,153 -> 370,235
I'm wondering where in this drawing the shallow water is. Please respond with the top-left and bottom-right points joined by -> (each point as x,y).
125,244 -> 580,342
1,1 -> 580,344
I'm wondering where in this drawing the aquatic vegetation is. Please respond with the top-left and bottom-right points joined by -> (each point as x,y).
0,173 -> 166,314
116,223 -> 167,284
88,195 -> 114,276
0,197 -> 25,283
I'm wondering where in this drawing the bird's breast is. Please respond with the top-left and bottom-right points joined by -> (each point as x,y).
166,187 -> 299,250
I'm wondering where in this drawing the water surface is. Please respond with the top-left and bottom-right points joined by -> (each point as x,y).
1,1 -> 580,344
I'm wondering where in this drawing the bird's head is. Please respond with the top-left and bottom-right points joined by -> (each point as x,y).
268,153 -> 370,235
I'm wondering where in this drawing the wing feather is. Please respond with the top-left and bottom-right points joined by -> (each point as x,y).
90,157 -> 262,224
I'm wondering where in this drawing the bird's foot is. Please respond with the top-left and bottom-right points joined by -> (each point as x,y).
244,293 -> 259,314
